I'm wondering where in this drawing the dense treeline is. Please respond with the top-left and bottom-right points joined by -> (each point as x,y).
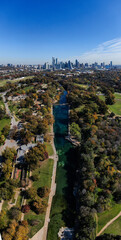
60,73 -> 121,240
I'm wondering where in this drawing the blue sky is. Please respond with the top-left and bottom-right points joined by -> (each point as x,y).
0,0 -> 121,64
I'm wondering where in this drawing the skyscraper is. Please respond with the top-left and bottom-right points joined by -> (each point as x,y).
52,57 -> 55,68
56,58 -> 58,66
110,61 -> 112,68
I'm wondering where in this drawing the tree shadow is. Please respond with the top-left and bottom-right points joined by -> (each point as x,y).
61,147 -> 78,227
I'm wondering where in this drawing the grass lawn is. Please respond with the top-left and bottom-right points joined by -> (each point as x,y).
2,200 -> 9,211
0,97 -> 5,109
109,99 -> 121,116
98,93 -> 121,116
0,118 -> 11,136
17,86 -> 34,94
33,158 -> 53,190
16,194 -> 22,208
75,105 -> 84,112
25,158 -> 54,238
98,95 -> 105,101
45,142 -> 54,156
0,76 -> 34,87
103,217 -> 121,236
74,83 -> 89,89
98,203 -> 121,233
25,211 -> 45,238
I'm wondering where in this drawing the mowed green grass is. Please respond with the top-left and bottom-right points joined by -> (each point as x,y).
0,96 -> 10,136
25,158 -> 54,238
0,118 -> 11,136
98,93 -> 121,116
103,217 -> 121,235
75,105 -> 84,112
45,142 -> 54,156
98,203 -> 121,233
0,97 -> 5,108
74,83 -> 89,89
0,76 -> 34,87
33,158 -> 54,190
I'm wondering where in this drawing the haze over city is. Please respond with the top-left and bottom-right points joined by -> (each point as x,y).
0,0 -> 121,64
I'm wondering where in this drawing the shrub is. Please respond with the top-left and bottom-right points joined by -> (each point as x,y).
21,204 -> 30,213
37,186 -> 50,198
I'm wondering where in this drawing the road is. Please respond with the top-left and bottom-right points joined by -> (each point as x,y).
0,92 -> 19,156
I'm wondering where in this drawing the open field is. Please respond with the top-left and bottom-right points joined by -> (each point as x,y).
0,118 -> 11,136
99,93 -> 121,116
0,97 -> 5,109
98,203 -> 121,233
74,83 -> 89,89
103,216 -> 121,235
0,76 -> 34,87
45,142 -> 54,156
33,158 -> 54,190
75,105 -> 84,112
25,158 -> 54,238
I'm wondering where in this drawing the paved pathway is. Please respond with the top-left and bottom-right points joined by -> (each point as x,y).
97,211 -> 121,236
0,200 -> 4,212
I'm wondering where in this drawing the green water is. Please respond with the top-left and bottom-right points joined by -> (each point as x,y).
47,91 -> 75,240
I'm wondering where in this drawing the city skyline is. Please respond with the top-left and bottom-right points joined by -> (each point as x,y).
0,0 -> 121,64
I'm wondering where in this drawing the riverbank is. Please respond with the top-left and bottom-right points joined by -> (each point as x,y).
47,91 -> 76,240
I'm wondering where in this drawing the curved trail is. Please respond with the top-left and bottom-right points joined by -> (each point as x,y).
97,211 -> 121,236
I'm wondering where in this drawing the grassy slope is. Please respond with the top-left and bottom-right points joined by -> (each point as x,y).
25,158 -> 54,238
98,203 -> 121,233
74,83 -> 89,89
103,217 -> 121,235
99,93 -> 121,116
0,118 -> 11,136
0,76 -> 34,87
45,142 -> 54,156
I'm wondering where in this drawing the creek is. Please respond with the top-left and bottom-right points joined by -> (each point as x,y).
47,91 -> 76,240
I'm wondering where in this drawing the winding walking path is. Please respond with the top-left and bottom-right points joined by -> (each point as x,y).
97,211 -> 121,236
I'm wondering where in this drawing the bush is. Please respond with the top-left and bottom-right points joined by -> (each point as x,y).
21,204 -> 30,213
30,220 -> 40,226
27,187 -> 37,200
37,186 -> 50,198
9,207 -> 20,221
31,173 -> 39,181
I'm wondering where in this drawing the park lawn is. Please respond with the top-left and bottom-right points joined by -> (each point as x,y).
25,158 -> 54,238
98,203 -> 121,233
98,95 -> 105,101
23,86 -> 34,92
2,200 -> 9,211
33,158 -> 53,190
0,76 -> 34,87
114,93 -> 121,99
74,83 -> 89,89
24,211 -> 45,238
16,194 -> 22,208
8,102 -> 18,115
0,98 -> 5,109
99,93 -> 121,116
103,217 -> 121,236
0,118 -> 11,136
75,105 -> 84,112
45,142 -> 54,156
17,85 -> 34,94
109,100 -> 121,115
